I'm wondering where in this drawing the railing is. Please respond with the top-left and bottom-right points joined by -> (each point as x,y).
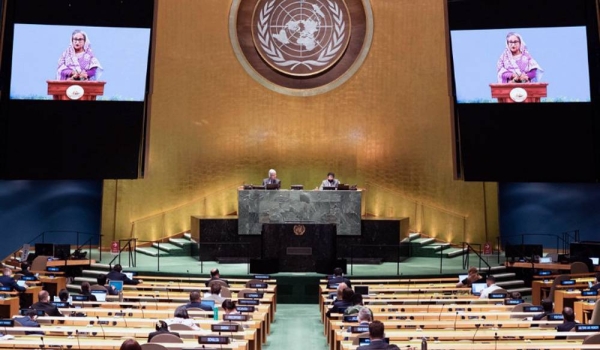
461,242 -> 491,273
23,230 -> 102,261
108,238 -> 137,269
499,230 -> 579,255
198,242 -> 254,274
348,243 -> 410,275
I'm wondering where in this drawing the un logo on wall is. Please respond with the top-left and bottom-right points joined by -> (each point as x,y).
253,0 -> 351,76
230,0 -> 373,96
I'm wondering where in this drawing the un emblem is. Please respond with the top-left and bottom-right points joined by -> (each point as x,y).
252,0 -> 351,76
230,0 -> 373,95
293,224 -> 306,236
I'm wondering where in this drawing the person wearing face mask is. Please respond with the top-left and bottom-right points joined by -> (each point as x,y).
319,172 -> 340,190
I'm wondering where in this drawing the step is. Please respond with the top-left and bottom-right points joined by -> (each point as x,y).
507,287 -> 532,294
73,276 -> 97,284
90,263 -> 111,270
442,248 -> 468,258
401,233 -> 421,243
168,238 -> 193,248
184,232 -> 192,240
491,272 -> 516,280
496,280 -> 524,288
135,247 -> 169,257
81,269 -> 106,277
420,243 -> 451,252
410,238 -> 436,246
152,242 -> 183,253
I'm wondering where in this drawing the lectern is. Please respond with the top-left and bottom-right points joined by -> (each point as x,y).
490,82 -> 548,103
47,80 -> 106,100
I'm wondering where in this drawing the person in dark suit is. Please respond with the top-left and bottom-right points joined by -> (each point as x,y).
20,262 -> 37,279
184,290 -> 212,311
262,169 -> 281,188
204,268 -> 228,287
532,299 -> 553,321
147,320 -> 180,342
326,287 -> 354,317
31,290 -> 63,317
357,320 -> 399,350
329,267 -> 351,289
0,268 -> 26,292
555,307 -> 578,339
80,282 -> 97,301
95,274 -> 119,295
590,273 -> 600,291
14,309 -> 43,335
106,264 -> 141,285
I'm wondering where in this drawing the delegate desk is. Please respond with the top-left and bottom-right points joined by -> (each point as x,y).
237,189 -> 362,235
574,300 -> 597,323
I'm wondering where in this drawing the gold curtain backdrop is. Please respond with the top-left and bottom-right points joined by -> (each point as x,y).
101,0 -> 499,245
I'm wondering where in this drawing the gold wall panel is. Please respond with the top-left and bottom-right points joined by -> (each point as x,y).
101,0 -> 499,246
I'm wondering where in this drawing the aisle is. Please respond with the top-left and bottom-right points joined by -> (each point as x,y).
264,304 -> 328,350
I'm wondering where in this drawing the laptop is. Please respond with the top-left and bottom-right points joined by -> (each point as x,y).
322,186 -> 336,191
471,283 -> 486,296
91,290 -> 107,302
123,272 -> 134,280
16,280 -> 27,288
458,274 -> 468,282
354,286 -> 369,296
108,280 -> 124,292
200,300 -> 215,308
53,296 -> 72,303
591,257 -> 599,266
539,256 -> 552,263
265,183 -> 280,190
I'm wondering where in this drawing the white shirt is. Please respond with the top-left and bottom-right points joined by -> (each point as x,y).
479,284 -> 499,299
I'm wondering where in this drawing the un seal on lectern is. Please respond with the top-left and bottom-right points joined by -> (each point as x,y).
229,0 -> 373,95
293,224 -> 306,236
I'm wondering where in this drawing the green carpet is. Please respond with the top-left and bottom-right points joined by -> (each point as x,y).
263,304 -> 328,350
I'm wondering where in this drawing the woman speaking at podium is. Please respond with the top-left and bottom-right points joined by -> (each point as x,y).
56,30 -> 103,81
496,32 -> 543,83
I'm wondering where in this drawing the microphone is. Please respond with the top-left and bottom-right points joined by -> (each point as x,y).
187,270 -> 191,284
425,296 -> 434,313
494,332 -> 498,350
453,311 -> 459,331
40,336 -> 45,349
120,310 -> 128,328
416,289 -> 421,305
437,303 -> 445,321
471,323 -> 481,343
151,295 -> 158,310
75,329 -> 81,350
95,316 -> 106,339
138,300 -> 145,318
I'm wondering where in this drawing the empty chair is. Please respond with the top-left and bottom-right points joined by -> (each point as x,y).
509,302 -> 533,319
571,262 -> 589,274
589,301 -> 600,324
490,288 -> 508,295
150,333 -> 183,350
583,333 -> 600,345
208,279 -> 228,288
141,344 -> 167,350
245,279 -> 264,288
544,275 -> 570,302
168,323 -> 195,338
220,286 -> 232,298
237,288 -> 256,299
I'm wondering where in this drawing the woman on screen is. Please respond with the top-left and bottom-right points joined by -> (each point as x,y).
56,30 -> 103,81
496,32 -> 543,83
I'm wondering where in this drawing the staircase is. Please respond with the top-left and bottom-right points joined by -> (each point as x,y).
403,232 -> 468,259
135,232 -> 195,258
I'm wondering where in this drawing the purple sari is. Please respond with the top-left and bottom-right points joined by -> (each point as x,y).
496,33 -> 543,83
56,31 -> 103,80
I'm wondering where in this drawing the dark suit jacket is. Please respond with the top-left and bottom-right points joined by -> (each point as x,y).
329,276 -> 352,289
0,275 -> 26,292
555,321 -> 578,339
147,329 -> 180,343
262,178 -> 281,187
356,340 -> 400,350
31,302 -> 63,317
185,302 -> 212,311
326,300 -> 352,317
591,283 -> 600,291
106,271 -> 140,285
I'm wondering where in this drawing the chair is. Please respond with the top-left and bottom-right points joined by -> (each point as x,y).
150,333 -> 183,350
220,286 -> 232,298
168,323 -> 195,338
90,284 -> 109,292
490,288 -> 508,295
571,262 -> 589,274
545,275 -> 570,302
11,320 -> 26,335
245,279 -> 263,288
237,288 -> 256,299
141,344 -> 167,350
583,333 -> 600,345
208,280 -> 228,288
509,302 -> 533,319
351,332 -> 370,345
588,301 -> 600,324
